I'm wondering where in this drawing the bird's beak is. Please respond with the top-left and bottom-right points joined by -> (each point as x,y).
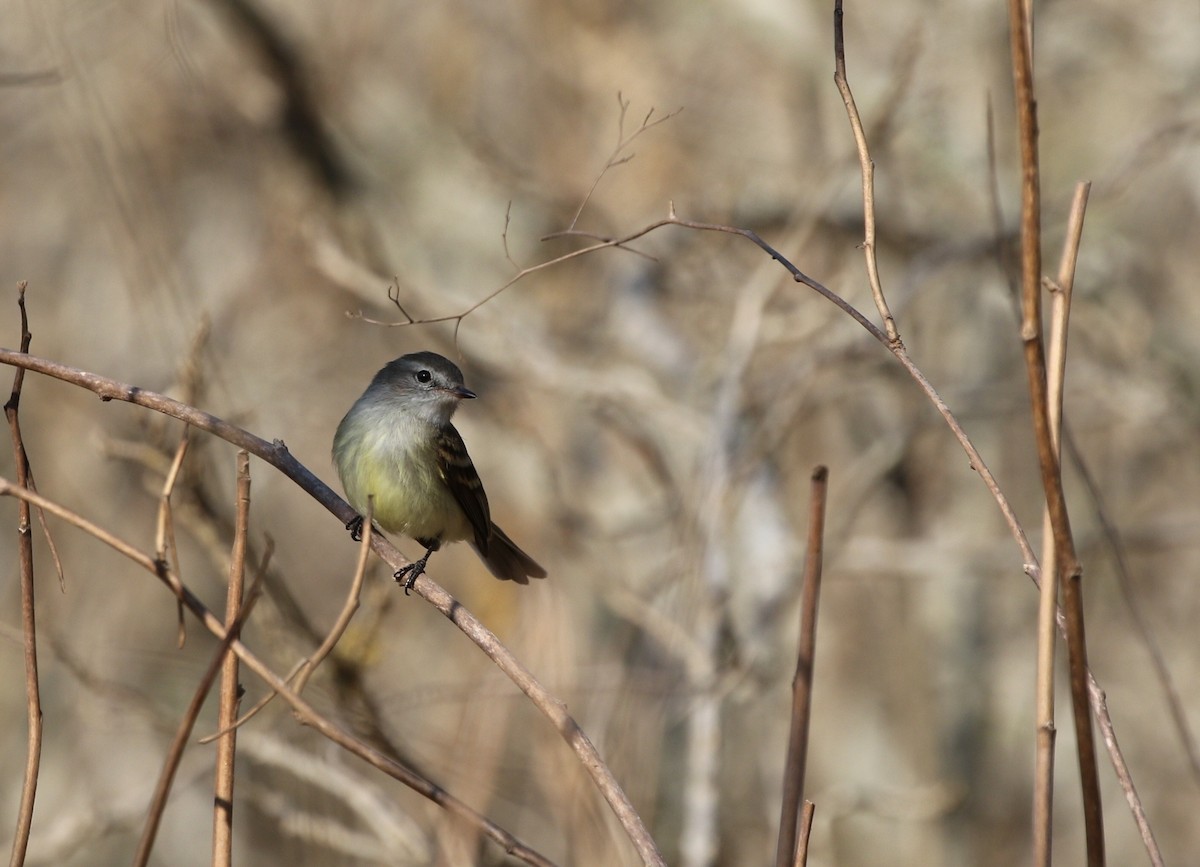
450,385 -> 476,400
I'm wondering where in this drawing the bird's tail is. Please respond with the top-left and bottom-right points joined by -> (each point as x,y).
474,524 -> 547,584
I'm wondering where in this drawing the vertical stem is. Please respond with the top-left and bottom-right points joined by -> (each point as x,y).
775,468 -> 828,867
6,284 -> 41,867
1032,183 -> 1091,865
213,452 -> 251,867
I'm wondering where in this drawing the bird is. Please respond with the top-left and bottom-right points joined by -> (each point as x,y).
333,351 -> 546,590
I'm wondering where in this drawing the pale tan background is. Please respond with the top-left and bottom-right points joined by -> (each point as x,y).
1,0 -> 1198,865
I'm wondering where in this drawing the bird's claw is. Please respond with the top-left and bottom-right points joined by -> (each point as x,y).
346,515 -> 364,542
394,549 -> 434,596
393,563 -> 425,595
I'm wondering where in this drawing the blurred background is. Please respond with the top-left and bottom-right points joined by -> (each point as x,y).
2,0 -> 1199,864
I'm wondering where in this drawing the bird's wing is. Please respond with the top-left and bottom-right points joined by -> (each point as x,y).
436,424 -> 492,552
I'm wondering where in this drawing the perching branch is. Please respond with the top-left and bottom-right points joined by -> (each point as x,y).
0,349 -> 660,867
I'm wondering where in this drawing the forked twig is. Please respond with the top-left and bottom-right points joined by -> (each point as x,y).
566,92 -> 682,231
351,94 -> 680,336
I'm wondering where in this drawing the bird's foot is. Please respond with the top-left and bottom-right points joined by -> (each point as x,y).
394,549 -> 434,595
346,515 -> 364,541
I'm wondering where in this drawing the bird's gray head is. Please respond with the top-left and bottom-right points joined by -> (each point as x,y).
369,351 -> 476,425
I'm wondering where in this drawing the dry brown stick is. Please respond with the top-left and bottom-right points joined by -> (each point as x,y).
775,467 -> 828,867
832,0 -> 897,343
1031,183 -> 1085,866
213,452 -> 251,867
5,283 -> 41,867
792,801 -> 816,867
0,349 -> 659,867
133,550 -> 269,867
0,479 -> 560,867
1087,674 -> 1166,867
1033,181 -> 1089,866
1006,3 -> 1104,864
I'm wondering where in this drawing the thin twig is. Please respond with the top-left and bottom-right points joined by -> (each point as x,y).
5,282 -> 41,867
1088,673 -> 1166,867
157,426 -> 190,648
1006,2 -> 1104,863
294,496 -> 372,694
775,467 -> 828,867
1031,182 -> 1089,866
0,479 -> 561,867
833,1 -> 898,343
566,92 -> 682,231
1032,181 -> 1089,866
213,452 -> 251,867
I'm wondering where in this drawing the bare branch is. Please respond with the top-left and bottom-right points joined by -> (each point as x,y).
833,1 -> 898,343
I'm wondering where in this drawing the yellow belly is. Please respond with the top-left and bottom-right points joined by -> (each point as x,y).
333,409 -> 471,544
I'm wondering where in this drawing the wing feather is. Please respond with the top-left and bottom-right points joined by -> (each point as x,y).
436,424 -> 492,552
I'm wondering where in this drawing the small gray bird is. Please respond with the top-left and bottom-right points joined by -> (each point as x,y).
333,352 -> 546,589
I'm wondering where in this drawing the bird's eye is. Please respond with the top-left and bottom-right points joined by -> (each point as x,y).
416,369 -> 432,384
